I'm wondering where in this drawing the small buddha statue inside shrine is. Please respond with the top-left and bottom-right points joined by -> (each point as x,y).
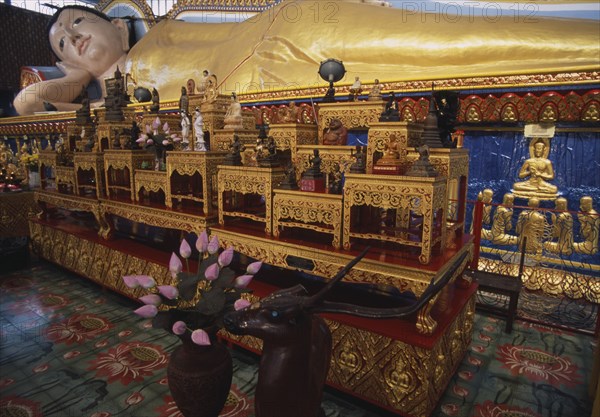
322,119 -> 348,145
224,135 -> 245,166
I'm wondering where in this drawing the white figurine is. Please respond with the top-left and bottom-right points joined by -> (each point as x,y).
194,107 -> 206,151
180,111 -> 191,151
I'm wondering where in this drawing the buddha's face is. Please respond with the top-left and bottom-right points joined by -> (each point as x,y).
533,142 -> 545,157
49,9 -> 128,77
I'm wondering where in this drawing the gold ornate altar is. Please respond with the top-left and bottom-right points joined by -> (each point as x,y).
38,151 -> 58,190
103,150 -> 155,201
217,165 -> 286,235
166,151 -> 228,215
0,192 -> 38,238
343,174 -> 447,265
273,189 -> 343,249
74,152 -> 105,198
317,101 -> 386,143
134,169 -> 167,204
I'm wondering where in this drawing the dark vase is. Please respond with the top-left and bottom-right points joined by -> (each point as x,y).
167,332 -> 233,417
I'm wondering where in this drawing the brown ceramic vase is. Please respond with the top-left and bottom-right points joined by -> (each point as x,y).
167,333 -> 233,417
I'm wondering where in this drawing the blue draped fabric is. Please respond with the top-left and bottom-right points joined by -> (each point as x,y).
464,130 -> 600,211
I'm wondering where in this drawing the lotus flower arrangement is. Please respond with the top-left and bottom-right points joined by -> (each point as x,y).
136,116 -> 182,171
123,231 -> 261,346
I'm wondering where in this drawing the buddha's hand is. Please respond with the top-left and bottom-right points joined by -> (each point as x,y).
56,62 -> 93,86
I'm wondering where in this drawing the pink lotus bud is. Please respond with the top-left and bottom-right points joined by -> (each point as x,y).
123,275 -> 140,289
169,253 -> 183,278
196,231 -> 209,253
133,304 -> 158,318
205,263 -> 220,281
137,276 -> 156,289
191,329 -> 211,346
146,139 -> 153,145
157,285 -> 179,300
234,299 -> 251,311
139,294 -> 162,306
162,139 -> 169,146
172,137 -> 182,143
218,247 -> 234,267
172,321 -> 187,335
246,261 -> 263,275
136,134 -> 148,143
145,124 -> 151,134
163,122 -> 170,133
152,117 -> 161,130
179,239 -> 192,259
234,275 -> 253,288
207,235 -> 219,255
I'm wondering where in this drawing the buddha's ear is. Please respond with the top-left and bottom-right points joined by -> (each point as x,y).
112,18 -> 131,52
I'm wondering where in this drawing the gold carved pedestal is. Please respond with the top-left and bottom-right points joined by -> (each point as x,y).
103,150 -> 155,201
366,121 -> 423,174
343,174 -> 447,265
273,189 -> 343,249
55,166 -> 76,194
134,169 -> 167,204
74,152 -> 105,198
406,148 -> 470,236
295,145 -> 357,181
38,151 -> 58,190
217,165 -> 285,235
317,101 -> 386,143
165,151 -> 228,215
269,123 -> 318,163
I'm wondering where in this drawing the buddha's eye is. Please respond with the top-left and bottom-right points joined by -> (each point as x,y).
73,17 -> 83,25
59,38 -> 65,51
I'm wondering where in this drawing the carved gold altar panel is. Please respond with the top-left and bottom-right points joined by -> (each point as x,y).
273,189 -> 343,249
165,151 -> 228,215
295,145 -> 356,179
326,292 -> 475,417
134,169 -> 167,204
34,190 -> 109,238
38,151 -> 58,190
343,174 -> 447,264
100,198 -> 213,236
74,152 -> 105,198
366,122 -> 424,173
103,150 -> 155,201
29,219 -> 171,297
55,166 -> 76,194
0,192 -> 38,238
268,123 -> 318,163
217,166 -> 285,235
212,129 -> 259,153
214,227 -> 472,297
317,101 -> 387,143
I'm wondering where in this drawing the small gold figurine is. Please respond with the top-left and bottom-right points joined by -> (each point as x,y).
516,197 -> 546,255
489,193 -> 518,245
574,196 -> 599,255
544,197 -> 573,255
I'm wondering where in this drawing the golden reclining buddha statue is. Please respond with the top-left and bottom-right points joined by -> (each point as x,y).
13,0 -> 600,114
129,0 -> 600,101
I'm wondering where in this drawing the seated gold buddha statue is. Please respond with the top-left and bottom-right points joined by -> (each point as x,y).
513,138 -> 558,199
376,134 -> 401,165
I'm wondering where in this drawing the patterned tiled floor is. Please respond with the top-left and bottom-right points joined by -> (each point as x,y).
0,262 -> 595,417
